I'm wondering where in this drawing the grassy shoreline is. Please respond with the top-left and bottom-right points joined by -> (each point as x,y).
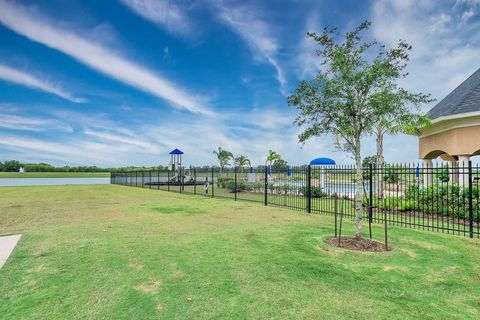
0,172 -> 110,178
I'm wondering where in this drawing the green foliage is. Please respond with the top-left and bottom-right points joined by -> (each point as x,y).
271,159 -> 288,172
213,147 -> 234,170
436,165 -> 450,183
266,150 -> 282,166
0,160 -> 22,172
217,177 -> 233,189
362,156 -> 377,169
234,155 -> 251,168
0,159 -> 164,173
300,186 -> 327,198
383,169 -> 399,184
224,179 -> 247,193
287,20 -> 432,236
362,155 -> 376,179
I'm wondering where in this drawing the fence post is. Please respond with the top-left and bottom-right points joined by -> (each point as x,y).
211,167 -> 215,198
307,165 -> 311,213
334,194 -> 338,237
167,170 -> 170,192
142,171 -> 144,188
264,166 -> 268,206
135,171 -> 138,187
234,166 -> 237,201
369,163 -> 373,239
194,168 -> 197,195
468,161 -> 474,238
180,167 -> 183,193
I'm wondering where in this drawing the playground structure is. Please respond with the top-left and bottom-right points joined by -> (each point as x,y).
168,148 -> 183,183
147,149 -> 203,187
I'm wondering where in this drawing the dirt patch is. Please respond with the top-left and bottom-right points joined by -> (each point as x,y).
324,236 -> 391,252
398,248 -> 418,258
383,265 -> 408,272
135,280 -> 161,294
27,265 -> 57,273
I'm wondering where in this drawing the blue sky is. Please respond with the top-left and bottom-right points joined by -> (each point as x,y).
0,0 -> 479,167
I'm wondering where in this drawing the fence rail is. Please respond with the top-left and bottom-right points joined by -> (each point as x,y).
111,162 -> 480,239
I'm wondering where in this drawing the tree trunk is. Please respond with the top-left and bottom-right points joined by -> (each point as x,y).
376,124 -> 384,199
354,136 -> 363,239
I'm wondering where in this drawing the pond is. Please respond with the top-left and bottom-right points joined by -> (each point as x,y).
0,178 -> 110,187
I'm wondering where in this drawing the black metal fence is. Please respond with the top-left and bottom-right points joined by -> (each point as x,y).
111,162 -> 480,238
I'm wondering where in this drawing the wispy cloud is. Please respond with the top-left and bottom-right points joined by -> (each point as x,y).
295,12 -> 322,78
120,0 -> 192,36
83,128 -> 161,152
371,0 -> 480,107
0,112 -> 73,132
0,0 -> 213,115
214,1 -> 286,94
0,64 -> 86,103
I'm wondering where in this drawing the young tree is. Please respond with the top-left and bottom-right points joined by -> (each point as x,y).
213,147 -> 234,173
234,155 -> 251,172
288,21 -> 431,239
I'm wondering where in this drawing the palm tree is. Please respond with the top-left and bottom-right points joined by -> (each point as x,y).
374,114 -> 430,198
213,147 -> 234,173
234,155 -> 251,172
266,150 -> 281,166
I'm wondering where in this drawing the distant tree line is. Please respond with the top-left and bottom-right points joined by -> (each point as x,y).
0,160 -> 167,172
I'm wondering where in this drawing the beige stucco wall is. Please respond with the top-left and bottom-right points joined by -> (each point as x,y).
419,125 -> 480,159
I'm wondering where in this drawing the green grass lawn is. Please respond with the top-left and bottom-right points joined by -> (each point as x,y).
0,172 -> 110,178
1,185 -> 479,319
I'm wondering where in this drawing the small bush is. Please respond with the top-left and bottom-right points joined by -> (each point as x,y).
299,186 -> 327,198
224,180 -> 246,193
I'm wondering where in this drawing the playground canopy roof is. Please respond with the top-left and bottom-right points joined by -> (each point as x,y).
310,157 -> 336,165
169,148 -> 184,155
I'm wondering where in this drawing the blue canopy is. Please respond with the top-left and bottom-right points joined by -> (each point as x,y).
310,157 -> 336,165
169,148 -> 184,155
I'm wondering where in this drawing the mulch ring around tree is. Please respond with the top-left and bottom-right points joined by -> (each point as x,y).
324,236 -> 391,252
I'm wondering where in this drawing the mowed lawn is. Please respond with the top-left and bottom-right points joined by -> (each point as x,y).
0,185 -> 479,319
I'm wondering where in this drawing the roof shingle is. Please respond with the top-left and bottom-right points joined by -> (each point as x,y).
428,68 -> 480,120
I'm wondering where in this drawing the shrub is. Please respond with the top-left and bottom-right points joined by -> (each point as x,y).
217,177 -> 233,188
404,183 -> 480,220
224,179 -> 246,193
300,186 -> 327,198
436,165 -> 450,183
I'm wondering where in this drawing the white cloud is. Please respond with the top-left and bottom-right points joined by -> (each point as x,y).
214,2 -> 287,94
0,112 -> 73,132
120,0 -> 192,36
295,12 -> 322,78
372,0 -> 480,104
370,0 -> 480,162
0,0 -> 213,116
0,64 -> 86,103
83,128 -> 161,153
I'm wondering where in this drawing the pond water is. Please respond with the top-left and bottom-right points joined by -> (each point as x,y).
0,178 -> 110,187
